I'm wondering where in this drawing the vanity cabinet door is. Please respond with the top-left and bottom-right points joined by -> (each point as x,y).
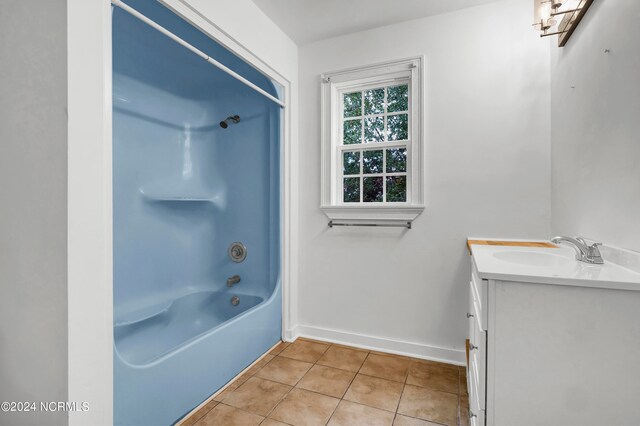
469,263 -> 488,424
467,279 -> 475,395
469,334 -> 486,425
471,263 -> 487,328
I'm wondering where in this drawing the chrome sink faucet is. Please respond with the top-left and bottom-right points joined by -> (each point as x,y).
227,275 -> 241,287
551,236 -> 604,264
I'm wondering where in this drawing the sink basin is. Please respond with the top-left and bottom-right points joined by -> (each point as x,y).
472,243 -> 640,290
492,250 -> 570,267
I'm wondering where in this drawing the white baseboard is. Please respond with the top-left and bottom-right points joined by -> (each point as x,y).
293,324 -> 466,366
283,327 -> 296,342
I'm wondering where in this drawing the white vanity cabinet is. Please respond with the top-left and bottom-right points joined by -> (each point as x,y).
467,250 -> 640,426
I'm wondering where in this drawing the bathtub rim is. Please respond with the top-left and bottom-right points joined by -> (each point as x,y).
113,277 -> 281,369
113,286 -> 272,327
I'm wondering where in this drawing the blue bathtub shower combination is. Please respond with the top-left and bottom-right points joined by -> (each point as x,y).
112,2 -> 282,424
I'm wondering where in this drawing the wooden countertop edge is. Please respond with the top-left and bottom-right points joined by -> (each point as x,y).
467,239 -> 557,254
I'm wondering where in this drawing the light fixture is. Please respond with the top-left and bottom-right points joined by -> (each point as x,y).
533,0 -> 594,47
533,0 -> 561,33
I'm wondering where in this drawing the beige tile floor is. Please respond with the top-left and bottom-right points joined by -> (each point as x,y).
181,338 -> 469,426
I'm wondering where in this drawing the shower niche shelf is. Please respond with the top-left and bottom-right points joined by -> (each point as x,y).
139,188 -> 223,205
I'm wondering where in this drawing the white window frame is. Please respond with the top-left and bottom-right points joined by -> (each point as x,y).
320,56 -> 425,223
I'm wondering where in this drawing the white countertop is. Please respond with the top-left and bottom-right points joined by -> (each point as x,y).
470,243 -> 640,291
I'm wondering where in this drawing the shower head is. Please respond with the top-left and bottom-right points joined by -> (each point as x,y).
220,115 -> 240,129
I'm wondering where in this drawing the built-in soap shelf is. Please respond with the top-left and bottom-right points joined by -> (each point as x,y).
139,188 -> 223,205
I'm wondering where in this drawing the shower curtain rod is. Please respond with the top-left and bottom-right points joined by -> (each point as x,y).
111,0 -> 286,109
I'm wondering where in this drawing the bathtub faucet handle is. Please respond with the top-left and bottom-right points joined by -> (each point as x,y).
227,275 -> 241,287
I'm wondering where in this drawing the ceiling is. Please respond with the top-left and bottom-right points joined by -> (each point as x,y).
252,0 -> 500,45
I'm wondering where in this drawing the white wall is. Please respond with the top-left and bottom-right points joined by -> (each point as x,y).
297,0 -> 551,362
0,1 -> 68,425
550,0 -> 640,252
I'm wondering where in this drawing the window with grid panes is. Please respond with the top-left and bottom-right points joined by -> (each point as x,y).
341,83 -> 409,203
320,57 -> 424,222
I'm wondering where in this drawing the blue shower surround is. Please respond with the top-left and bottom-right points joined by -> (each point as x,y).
112,2 -> 282,424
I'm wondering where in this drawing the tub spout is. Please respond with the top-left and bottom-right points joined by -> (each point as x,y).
227,275 -> 241,287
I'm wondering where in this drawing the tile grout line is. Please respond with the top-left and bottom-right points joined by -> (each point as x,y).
325,346 -> 373,425
197,342 -> 294,425
312,341 -> 340,426
277,340 -> 343,426
397,411 -> 449,426
391,357 -> 410,421
346,342 -> 458,426
263,339 -> 335,423
223,361 -> 295,423
398,359 -> 461,426
215,403 -> 274,425
198,340 -> 331,424
186,340 -> 283,425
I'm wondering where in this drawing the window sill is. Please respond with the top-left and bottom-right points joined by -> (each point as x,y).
320,204 -> 425,222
